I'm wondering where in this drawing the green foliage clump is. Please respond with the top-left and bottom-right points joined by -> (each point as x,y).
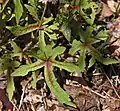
0,0 -> 118,107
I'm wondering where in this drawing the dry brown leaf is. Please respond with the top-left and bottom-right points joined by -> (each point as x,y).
101,2 -> 113,17
107,0 -> 118,12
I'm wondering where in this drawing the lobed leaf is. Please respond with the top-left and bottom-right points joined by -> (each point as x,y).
6,22 -> 39,36
25,4 -> 37,18
11,60 -> 44,76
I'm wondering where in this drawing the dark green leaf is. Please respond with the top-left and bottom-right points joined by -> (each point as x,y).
78,49 -> 86,72
61,23 -> 71,41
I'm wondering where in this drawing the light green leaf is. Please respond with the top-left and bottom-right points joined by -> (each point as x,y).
28,0 -> 36,6
7,76 -> 15,100
25,4 -> 37,18
88,57 -> 96,68
38,30 -> 46,52
11,60 -> 44,76
48,23 -> 59,30
69,40 -> 81,55
44,64 -> 76,107
61,23 -> 71,41
6,22 -> 39,36
10,41 -> 21,53
42,17 -> 53,25
52,46 -> 65,59
13,0 -> 23,24
44,45 -> 53,58
96,30 -> 108,41
0,0 -> 9,13
52,60 -> 80,72
78,49 -> 86,72
45,32 -> 57,40
100,58 -> 118,65
31,72 -> 37,89
80,1 -> 98,25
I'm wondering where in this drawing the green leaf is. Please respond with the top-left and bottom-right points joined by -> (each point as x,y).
69,40 -> 81,55
31,72 -> 37,89
100,58 -> 118,65
10,41 -> 22,57
42,17 -> 53,25
10,41 -> 21,53
44,63 -> 76,107
38,30 -> 46,52
11,60 -> 44,76
6,22 -> 39,36
7,76 -> 15,100
78,49 -> 86,72
52,60 -> 80,72
61,23 -> 71,41
0,0 -> 9,13
88,57 -> 95,68
25,4 -> 37,18
80,1 -> 98,25
13,0 -> 23,24
45,32 -> 57,40
44,45 -> 53,58
47,23 -> 59,30
28,0 -> 36,6
95,30 -> 108,41
52,46 -> 65,59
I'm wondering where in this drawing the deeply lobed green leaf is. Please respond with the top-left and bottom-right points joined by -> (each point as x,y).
11,60 -> 44,76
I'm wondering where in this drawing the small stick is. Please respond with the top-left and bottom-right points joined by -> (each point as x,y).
82,85 -> 107,99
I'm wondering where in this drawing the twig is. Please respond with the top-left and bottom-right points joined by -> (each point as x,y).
104,74 -> 120,99
18,78 -> 32,110
82,85 -> 107,99
103,91 -> 120,101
